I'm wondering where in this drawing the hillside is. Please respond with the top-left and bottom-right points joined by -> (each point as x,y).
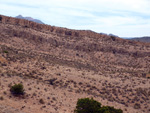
128,37 -> 150,43
0,15 -> 150,113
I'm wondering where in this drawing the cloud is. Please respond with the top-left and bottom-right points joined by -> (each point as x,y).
0,0 -> 150,37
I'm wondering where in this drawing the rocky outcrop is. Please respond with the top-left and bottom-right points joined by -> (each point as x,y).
0,15 -> 119,40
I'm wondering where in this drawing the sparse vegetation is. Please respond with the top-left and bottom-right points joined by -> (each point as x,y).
146,71 -> 150,79
0,96 -> 4,100
10,83 -> 24,95
3,50 -> 8,53
0,14 -> 150,113
74,98 -> 123,113
134,103 -> 141,109
39,99 -> 45,104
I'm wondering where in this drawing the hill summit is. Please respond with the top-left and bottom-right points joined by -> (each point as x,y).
16,15 -> 44,24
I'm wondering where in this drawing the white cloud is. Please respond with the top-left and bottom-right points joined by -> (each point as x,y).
0,0 -> 150,37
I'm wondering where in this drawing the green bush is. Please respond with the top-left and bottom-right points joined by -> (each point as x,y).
10,83 -> 24,95
74,98 -> 123,113
99,106 -> 123,113
3,50 -> 8,53
74,98 -> 101,113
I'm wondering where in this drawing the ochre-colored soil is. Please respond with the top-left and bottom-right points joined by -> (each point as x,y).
0,15 -> 150,113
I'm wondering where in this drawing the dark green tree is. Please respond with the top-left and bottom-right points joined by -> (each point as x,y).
99,106 -> 123,113
74,98 -> 101,113
74,98 -> 123,113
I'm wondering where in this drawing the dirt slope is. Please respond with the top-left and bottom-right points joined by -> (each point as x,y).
0,15 -> 150,113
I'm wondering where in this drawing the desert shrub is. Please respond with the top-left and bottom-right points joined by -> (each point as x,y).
48,78 -> 57,85
74,98 -> 123,113
39,98 -> 45,104
3,50 -> 8,53
74,98 -> 101,113
0,96 -> 4,100
10,83 -> 24,95
99,106 -> 123,113
110,36 -> 116,41
134,103 -> 141,109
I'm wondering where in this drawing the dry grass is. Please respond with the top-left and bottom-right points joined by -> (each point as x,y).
0,15 -> 150,113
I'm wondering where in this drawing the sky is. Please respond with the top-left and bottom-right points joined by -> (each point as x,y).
0,0 -> 150,37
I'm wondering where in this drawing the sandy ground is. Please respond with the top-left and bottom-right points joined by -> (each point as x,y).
0,15 -> 150,113
1,60 -> 149,113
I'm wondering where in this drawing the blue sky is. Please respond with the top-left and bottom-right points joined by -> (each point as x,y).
0,0 -> 150,37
